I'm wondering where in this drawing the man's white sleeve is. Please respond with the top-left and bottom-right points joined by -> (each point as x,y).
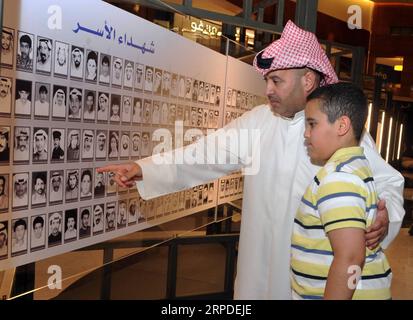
361,131 -> 405,248
135,107 -> 262,200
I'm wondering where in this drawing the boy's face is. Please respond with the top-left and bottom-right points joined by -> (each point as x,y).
304,99 -> 339,165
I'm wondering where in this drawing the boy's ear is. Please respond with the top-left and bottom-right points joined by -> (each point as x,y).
337,116 -> 351,136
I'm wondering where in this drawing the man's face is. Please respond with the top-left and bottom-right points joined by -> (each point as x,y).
87,59 -> 97,75
119,203 -> 126,216
264,69 -> 307,118
56,91 -> 65,105
39,91 -> 47,103
20,40 -> 31,59
33,222 -> 43,239
86,95 -> 94,111
1,32 -> 12,50
0,134 -> 7,152
18,90 -> 29,103
84,135 -> 92,151
94,208 -> 102,225
145,69 -> 152,82
112,104 -> 119,116
53,137 -> 60,148
81,174 -> 91,194
132,135 -> 140,151
0,79 -> 11,98
106,208 -> 115,228
70,95 -> 81,115
125,63 -> 133,81
101,61 -> 109,76
15,179 -> 27,197
51,176 -> 61,191
38,41 -> 50,63
304,99 -> 338,165
97,136 -> 106,151
81,213 -> 90,228
68,175 -> 77,189
142,134 -> 149,145
136,67 -> 143,82
114,60 -> 122,79
50,217 -> 60,235
72,50 -> 82,68
96,173 -> 103,186
122,136 -> 129,149
15,224 -> 26,241
35,136 -> 45,153
0,233 -> 6,247
70,135 -> 78,149
57,47 -> 66,66
34,177 -> 45,195
124,99 -> 130,112
67,217 -> 75,231
99,96 -> 107,111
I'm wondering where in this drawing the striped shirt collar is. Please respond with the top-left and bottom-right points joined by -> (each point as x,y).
327,146 -> 365,164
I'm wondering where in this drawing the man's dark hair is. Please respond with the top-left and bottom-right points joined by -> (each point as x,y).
81,209 -> 90,219
14,219 -> 27,231
102,56 -> 109,65
0,176 -> 5,196
33,216 -> 44,228
20,34 -> 32,48
39,85 -> 48,94
307,82 -> 368,141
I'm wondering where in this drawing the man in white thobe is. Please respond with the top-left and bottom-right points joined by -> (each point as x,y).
98,20 -> 405,299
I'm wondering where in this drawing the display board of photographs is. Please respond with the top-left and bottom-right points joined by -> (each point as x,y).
0,25 -> 230,266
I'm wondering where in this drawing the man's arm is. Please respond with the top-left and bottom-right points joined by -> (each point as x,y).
361,131 -> 405,248
324,228 -> 365,300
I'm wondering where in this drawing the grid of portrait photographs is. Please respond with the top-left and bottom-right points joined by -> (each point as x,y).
0,25 -> 267,264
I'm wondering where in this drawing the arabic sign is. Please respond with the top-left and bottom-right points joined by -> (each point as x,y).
73,21 -> 155,54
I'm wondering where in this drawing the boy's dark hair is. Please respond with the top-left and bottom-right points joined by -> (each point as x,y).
307,82 -> 368,141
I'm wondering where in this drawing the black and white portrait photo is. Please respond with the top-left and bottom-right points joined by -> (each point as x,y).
54,41 -> 69,77
1,27 -> 14,68
0,221 -> 8,259
120,132 -> 130,158
68,88 -> 82,120
79,207 -> 91,239
178,75 -> 186,98
0,76 -> 12,115
144,65 -> 153,92
112,57 -> 123,87
162,71 -> 171,97
215,86 -> 221,107
36,36 -> 52,74
92,204 -> 104,235
106,172 -> 117,195
99,54 -> 111,85
51,128 -> 65,162
160,102 -> 169,125
66,129 -> 80,161
16,31 -> 34,72
185,77 -> 193,100
82,130 -> 94,160
110,94 -> 121,122
33,127 -> 48,162
122,96 -> 132,123
198,81 -> 204,103
108,131 -> 119,159
12,173 -> 28,210
132,97 -> 142,123
153,68 -> 162,95
31,171 -> 47,207
52,85 -> 67,119
94,170 -> 105,198
128,198 -> 138,225
48,211 -> 62,247
64,209 -> 78,243
123,60 -> 134,89
83,90 -> 96,121
0,127 -> 10,164
141,131 -> 151,157
170,73 -> 178,97
0,174 -> 9,213
134,63 -> 144,90
49,170 -> 63,204
70,45 -> 84,79
143,99 -> 152,124
30,215 -> 46,251
80,168 -> 93,200
14,79 -> 32,117
95,130 -> 107,160
65,169 -> 79,202
97,92 -> 109,121
131,131 -> 140,157
152,100 -> 160,125
118,200 -> 127,229
105,202 -> 116,232
11,218 -> 28,256
85,50 -> 98,82
34,82 -> 50,118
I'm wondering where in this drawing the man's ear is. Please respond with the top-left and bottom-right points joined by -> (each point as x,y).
337,116 -> 351,136
302,70 -> 318,94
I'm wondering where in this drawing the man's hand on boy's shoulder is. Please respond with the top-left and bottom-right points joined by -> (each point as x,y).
365,199 -> 389,250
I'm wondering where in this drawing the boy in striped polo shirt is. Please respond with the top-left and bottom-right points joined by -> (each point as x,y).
291,82 -> 392,300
